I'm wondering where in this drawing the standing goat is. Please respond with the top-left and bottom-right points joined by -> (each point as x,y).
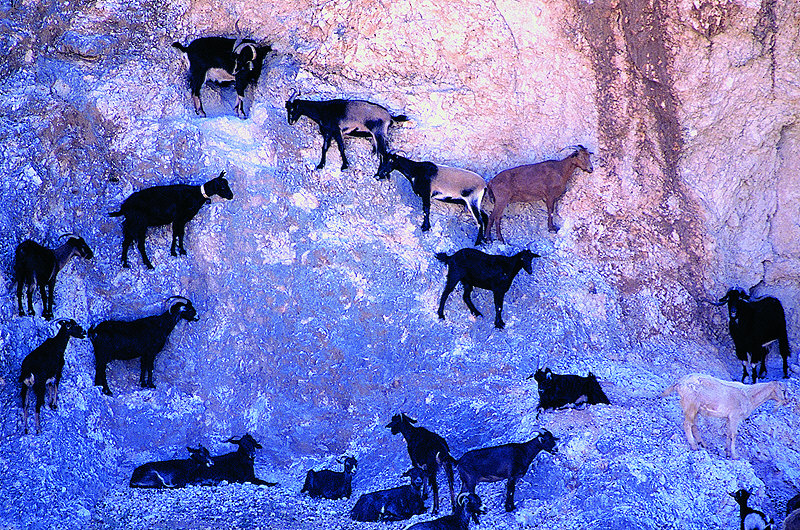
485,145 -> 593,241
435,249 -> 538,329
405,492 -> 486,530
130,445 -> 213,489
19,319 -> 85,434
89,296 -> 199,396
110,171 -> 233,269
704,288 -> 791,383
14,235 -> 94,320
729,489 -> 773,530
172,25 -> 271,119
301,456 -> 357,499
386,413 -> 455,514
662,373 -> 787,459
455,430 -> 558,512
350,468 -> 426,522
200,433 -> 275,486
376,153 -> 488,245
531,367 -> 610,415
285,94 -> 408,171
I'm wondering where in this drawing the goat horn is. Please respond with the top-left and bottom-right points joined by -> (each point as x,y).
457,493 -> 470,506
697,297 -> 726,306
288,89 -> 300,102
59,233 -> 78,240
165,296 -> 190,309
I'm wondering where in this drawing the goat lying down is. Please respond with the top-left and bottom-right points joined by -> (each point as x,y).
662,373 -> 787,459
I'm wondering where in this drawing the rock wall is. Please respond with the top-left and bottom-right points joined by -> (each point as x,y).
0,0 -> 799,528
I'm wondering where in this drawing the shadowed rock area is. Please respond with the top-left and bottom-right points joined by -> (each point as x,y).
0,0 -> 799,528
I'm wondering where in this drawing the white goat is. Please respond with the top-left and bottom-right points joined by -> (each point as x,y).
662,373 -> 787,459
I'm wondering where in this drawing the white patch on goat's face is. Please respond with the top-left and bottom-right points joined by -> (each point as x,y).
22,374 -> 34,387
205,68 -> 235,83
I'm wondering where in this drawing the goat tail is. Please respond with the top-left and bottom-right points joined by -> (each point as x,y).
486,183 -> 496,204
108,210 -> 123,217
434,252 -> 450,265
171,42 -> 187,52
439,453 -> 456,510
391,114 -> 409,123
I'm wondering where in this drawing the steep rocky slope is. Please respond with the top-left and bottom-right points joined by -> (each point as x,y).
0,0 -> 799,528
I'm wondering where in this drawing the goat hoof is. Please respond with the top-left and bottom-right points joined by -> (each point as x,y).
122,262 -> 131,269
179,249 -> 187,256
495,321 -> 506,329
19,310 -> 26,317
102,389 -> 113,396
421,224 -> 431,232
438,314 -> 445,321
505,504 -> 516,512
145,264 -> 155,270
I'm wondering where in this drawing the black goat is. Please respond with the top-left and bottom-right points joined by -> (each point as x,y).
89,296 -> 199,396
405,492 -> 486,530
19,319 -> 85,434
730,489 -> 773,530
376,153 -> 488,245
14,235 -> 94,319
455,430 -> 558,512
172,28 -> 271,119
129,445 -> 213,488
788,493 -> 800,516
531,368 -> 610,415
110,171 -> 233,269
435,249 -> 538,329
285,94 -> 408,171
301,456 -> 357,499
350,468 -> 426,522
707,288 -> 791,383
386,413 -> 455,514
199,433 -> 276,486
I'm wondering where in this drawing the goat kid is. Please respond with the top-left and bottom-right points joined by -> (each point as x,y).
662,373 -> 787,459
387,413 -> 455,514
706,288 -> 791,383
486,145 -> 593,241
172,26 -> 271,119
199,433 -> 275,486
405,492 -> 486,530
301,456 -> 357,499
455,430 -> 558,512
435,248 -> 538,329
285,94 -> 408,171
351,468 -> 426,522
14,235 -> 94,319
730,489 -> 773,530
110,171 -> 233,269
19,319 -> 86,434
531,367 -> 610,415
376,153 -> 488,245
90,297 -> 199,396
129,445 -> 213,488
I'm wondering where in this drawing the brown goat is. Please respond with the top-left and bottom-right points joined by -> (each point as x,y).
485,145 -> 593,242
662,373 -> 787,459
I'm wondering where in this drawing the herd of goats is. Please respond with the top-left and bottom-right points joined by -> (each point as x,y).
9,28 -> 799,529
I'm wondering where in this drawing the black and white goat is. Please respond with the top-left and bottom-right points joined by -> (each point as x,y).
376,153 -> 488,244
454,430 -> 558,512
14,235 -> 94,319
19,319 -> 86,434
129,445 -> 213,489
285,94 -> 408,171
301,456 -> 357,500
200,434 -> 275,486
110,171 -> 233,269
172,25 -> 271,119
350,468 -> 426,522
730,489 -> 773,530
706,288 -> 791,383
435,249 -> 538,329
405,492 -> 486,530
386,413 -> 455,514
89,296 -> 199,396
531,368 -> 610,415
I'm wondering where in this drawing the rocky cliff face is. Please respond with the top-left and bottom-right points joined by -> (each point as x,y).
0,0 -> 799,528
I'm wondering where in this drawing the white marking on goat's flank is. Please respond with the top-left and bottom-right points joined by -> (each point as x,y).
205,68 -> 235,83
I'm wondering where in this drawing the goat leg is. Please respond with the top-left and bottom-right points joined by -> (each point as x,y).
437,279 -> 459,320
43,281 -> 54,320
136,234 -> 154,270
39,282 -> 51,320
493,291 -> 506,329
317,134 -> 332,170
333,130 -> 349,170
504,477 -> 518,512
17,282 -> 26,316
461,284 -> 483,318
